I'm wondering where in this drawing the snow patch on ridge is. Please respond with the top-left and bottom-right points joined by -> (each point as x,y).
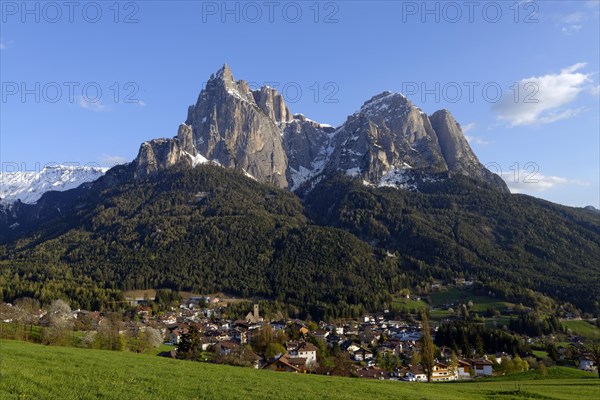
186,152 -> 209,167
0,165 -> 107,205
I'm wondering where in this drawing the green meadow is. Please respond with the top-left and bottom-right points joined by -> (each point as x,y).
562,320 -> 600,340
1,340 -> 598,400
430,287 -> 511,313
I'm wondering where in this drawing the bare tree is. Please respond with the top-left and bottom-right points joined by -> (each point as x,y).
41,299 -> 73,345
145,327 -> 163,348
14,298 -> 40,341
583,342 -> 600,380
96,313 -> 125,351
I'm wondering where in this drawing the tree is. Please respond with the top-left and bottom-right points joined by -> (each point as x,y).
177,326 -> 202,360
275,329 -> 288,344
145,327 -> 163,348
331,352 -> 354,377
474,334 -> 485,356
14,297 -> 40,341
537,361 -> 547,379
95,313 -> 124,351
512,356 -> 529,372
308,336 -> 328,361
460,304 -> 469,320
251,324 -> 274,355
265,342 -> 286,359
410,348 -> 421,366
583,342 -> 600,380
501,356 -> 514,373
449,351 -> 459,376
420,311 -> 435,382
41,299 -> 73,345
546,343 -> 560,362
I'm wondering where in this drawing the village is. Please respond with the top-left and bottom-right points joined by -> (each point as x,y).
152,301 -> 499,381
1,286 -> 598,383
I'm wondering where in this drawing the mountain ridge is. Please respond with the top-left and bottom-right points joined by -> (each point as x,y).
0,165 -> 107,205
132,65 -> 508,193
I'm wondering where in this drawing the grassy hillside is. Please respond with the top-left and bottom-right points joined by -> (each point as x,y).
563,320 -> 600,340
1,340 -> 598,400
430,287 -> 512,313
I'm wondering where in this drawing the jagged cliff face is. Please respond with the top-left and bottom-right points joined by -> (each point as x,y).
131,65 -> 508,193
327,92 -> 448,183
282,114 -> 335,190
185,66 -> 289,188
429,109 -> 505,188
323,92 -> 507,191
133,124 -> 204,179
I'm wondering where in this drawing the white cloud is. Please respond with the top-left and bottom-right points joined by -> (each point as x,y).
137,100 -> 146,107
501,170 -> 590,193
561,11 -> 584,24
492,63 -> 593,127
462,122 -> 491,145
99,154 -> 128,166
562,24 -> 582,34
558,11 -> 584,34
461,122 -> 477,133
537,107 -> 586,125
78,96 -> 111,112
465,136 -> 489,146
558,3 -> 599,33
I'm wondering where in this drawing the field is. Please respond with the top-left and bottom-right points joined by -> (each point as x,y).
562,320 -> 600,340
1,340 -> 598,400
122,290 -> 253,305
430,287 -> 511,313
391,295 -> 429,311
426,286 -> 513,326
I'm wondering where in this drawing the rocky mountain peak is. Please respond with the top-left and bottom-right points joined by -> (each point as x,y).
327,90 -> 447,183
131,66 -> 507,193
185,66 -> 289,188
214,63 -> 234,82
252,86 -> 292,124
132,123 -> 208,179
428,109 -> 508,191
359,91 -> 409,113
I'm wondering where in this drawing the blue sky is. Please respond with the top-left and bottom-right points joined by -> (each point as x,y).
1,0 -> 599,207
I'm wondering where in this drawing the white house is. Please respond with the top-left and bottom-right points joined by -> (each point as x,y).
457,360 -> 472,378
405,366 -> 427,382
473,359 -> 494,376
296,343 -> 318,365
346,343 -> 361,353
353,347 -> 374,362
579,356 -> 596,371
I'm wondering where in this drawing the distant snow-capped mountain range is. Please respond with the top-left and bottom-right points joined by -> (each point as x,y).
0,165 -> 107,204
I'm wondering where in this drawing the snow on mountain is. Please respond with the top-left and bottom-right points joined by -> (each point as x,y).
0,165 -> 107,204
